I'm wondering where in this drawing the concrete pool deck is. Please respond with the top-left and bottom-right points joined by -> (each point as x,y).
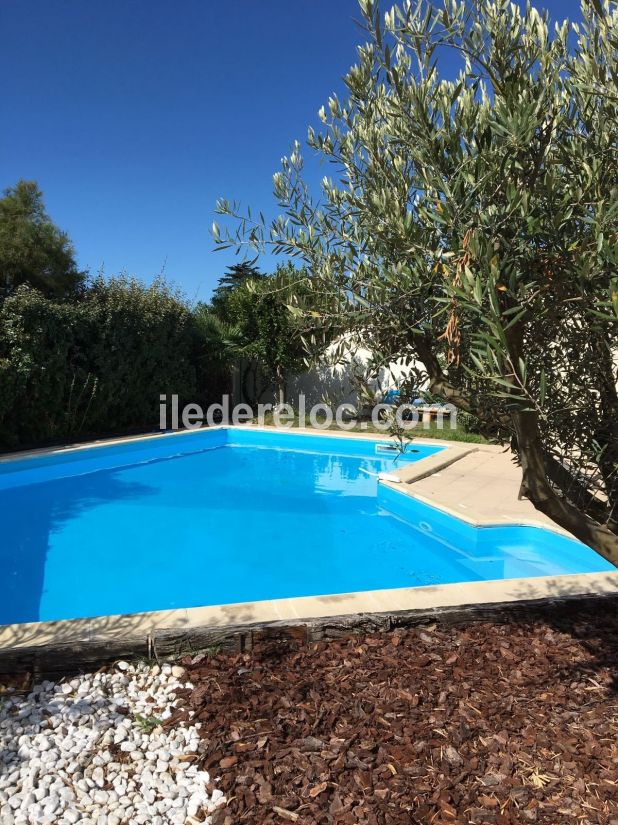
387,442 -> 575,536
1,426 -> 616,675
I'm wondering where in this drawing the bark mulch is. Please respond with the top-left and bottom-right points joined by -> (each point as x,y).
168,607 -> 618,825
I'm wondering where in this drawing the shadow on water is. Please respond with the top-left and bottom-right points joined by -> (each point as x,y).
0,471 -> 156,624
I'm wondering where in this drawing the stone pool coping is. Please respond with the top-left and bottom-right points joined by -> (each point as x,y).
1,426 -> 616,674
1,572 -> 617,676
0,422 -> 494,464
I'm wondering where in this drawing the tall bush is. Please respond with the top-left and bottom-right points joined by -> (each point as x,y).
0,276 -> 213,449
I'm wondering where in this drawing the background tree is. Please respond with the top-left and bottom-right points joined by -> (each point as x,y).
192,302 -> 246,399
245,262 -> 312,406
0,180 -> 85,300
215,0 -> 618,565
210,261 -> 263,320
218,261 -> 313,405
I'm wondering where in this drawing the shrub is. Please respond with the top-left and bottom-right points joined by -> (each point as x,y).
0,276 -> 214,450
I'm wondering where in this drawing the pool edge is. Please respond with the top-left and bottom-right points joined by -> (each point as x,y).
2,571 -> 617,676
2,427 -> 614,676
0,423 -> 497,465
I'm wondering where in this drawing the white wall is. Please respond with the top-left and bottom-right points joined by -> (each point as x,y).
288,337 -> 424,407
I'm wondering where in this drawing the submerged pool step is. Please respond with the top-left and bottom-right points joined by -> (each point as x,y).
375,443 -> 420,460
376,483 -> 611,578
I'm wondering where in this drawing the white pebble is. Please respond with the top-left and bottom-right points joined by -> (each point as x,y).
0,662 -> 223,824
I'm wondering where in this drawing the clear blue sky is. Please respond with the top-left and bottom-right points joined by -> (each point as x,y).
1,0 -> 583,303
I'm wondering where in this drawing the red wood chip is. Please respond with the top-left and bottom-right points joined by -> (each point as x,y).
172,606 -> 618,825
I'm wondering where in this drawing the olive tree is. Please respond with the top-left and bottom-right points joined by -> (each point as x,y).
214,0 -> 618,566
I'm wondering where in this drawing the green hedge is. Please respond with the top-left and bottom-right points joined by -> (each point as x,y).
0,277 -> 224,450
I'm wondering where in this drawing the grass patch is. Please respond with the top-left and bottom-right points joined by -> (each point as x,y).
253,413 -> 487,444
133,713 -> 163,733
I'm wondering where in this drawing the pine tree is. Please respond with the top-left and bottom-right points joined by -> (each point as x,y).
0,180 -> 85,300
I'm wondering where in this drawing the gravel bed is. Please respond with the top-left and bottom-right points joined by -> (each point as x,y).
0,662 -> 224,825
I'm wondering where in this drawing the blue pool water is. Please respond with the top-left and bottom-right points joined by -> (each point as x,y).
0,428 -> 613,624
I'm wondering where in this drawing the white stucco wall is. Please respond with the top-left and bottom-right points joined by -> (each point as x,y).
288,337 -> 424,407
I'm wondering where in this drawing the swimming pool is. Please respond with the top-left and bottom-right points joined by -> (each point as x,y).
0,428 -> 612,625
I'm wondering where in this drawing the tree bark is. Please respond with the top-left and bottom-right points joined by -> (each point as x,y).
413,330 -> 618,567
592,336 -> 618,513
413,332 -> 511,437
276,367 -> 286,407
511,409 -> 618,567
503,318 -> 618,567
